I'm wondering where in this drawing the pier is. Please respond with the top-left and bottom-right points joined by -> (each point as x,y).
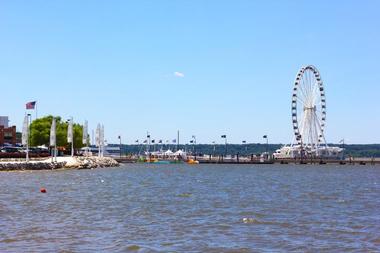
114,156 -> 380,165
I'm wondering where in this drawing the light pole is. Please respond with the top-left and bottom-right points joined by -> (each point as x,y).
212,141 -> 216,157
147,132 -> 151,154
27,113 -> 31,162
192,135 -> 196,159
221,135 -> 227,157
263,135 -> 268,160
242,140 -> 247,154
118,135 -> 122,158
339,138 -> 345,160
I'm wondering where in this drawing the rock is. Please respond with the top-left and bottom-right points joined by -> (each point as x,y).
0,156 -> 119,171
67,156 -> 119,170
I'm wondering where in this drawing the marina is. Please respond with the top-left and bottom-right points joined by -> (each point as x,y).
1,1 -> 379,252
114,156 -> 380,165
0,64 -> 379,169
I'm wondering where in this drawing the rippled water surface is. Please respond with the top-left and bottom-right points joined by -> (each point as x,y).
1,164 -> 380,252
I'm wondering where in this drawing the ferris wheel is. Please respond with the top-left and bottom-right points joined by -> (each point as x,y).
291,65 -> 327,150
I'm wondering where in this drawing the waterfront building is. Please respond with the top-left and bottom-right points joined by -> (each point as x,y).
0,125 -> 17,146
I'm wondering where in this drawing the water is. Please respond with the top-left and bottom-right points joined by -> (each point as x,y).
0,164 -> 379,252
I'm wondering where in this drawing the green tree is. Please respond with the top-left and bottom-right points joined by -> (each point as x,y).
30,115 -> 54,146
30,115 -> 84,149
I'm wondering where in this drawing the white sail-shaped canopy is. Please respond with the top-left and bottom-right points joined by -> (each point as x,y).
164,149 -> 174,155
101,125 -> 105,146
96,123 -> 101,147
82,120 -> 88,145
21,114 -> 29,146
67,117 -> 73,143
50,117 -> 56,147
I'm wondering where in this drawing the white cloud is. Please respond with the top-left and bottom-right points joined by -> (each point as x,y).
174,71 -> 185,78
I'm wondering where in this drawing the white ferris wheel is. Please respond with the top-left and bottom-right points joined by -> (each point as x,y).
291,65 -> 328,151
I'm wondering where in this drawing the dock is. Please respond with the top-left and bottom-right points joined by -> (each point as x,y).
114,157 -> 380,165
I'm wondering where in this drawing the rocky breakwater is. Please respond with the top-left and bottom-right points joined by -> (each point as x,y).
0,156 -> 119,171
0,161 -> 67,171
65,156 -> 119,169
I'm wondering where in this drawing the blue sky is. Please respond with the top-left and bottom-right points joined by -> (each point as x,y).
0,1 -> 379,144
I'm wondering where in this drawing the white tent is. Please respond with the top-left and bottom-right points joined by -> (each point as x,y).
164,149 -> 174,155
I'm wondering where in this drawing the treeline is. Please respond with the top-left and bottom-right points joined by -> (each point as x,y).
341,144 -> 380,158
113,143 -> 380,158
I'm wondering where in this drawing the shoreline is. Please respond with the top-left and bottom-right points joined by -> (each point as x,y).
0,156 -> 119,171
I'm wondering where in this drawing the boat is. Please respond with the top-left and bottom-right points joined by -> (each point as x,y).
187,159 -> 199,164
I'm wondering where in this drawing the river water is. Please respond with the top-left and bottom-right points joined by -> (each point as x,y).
0,164 -> 379,252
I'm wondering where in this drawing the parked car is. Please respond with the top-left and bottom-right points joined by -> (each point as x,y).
0,147 -> 22,153
29,147 -> 50,156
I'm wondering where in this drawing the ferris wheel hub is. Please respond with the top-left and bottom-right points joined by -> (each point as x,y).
303,106 -> 316,111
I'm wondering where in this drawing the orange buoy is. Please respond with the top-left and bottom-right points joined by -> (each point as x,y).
40,188 -> 47,193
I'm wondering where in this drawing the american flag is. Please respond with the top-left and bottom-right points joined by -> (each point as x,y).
26,101 -> 36,110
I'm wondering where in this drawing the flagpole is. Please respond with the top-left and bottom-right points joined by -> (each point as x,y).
51,131 -> 54,163
26,115 -> 30,163
177,130 -> 179,151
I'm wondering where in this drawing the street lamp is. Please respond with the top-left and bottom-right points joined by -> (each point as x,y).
192,135 -> 196,159
340,138 -> 345,160
242,140 -> 247,154
146,132 -> 151,154
221,135 -> 227,157
118,135 -> 122,158
263,135 -> 268,160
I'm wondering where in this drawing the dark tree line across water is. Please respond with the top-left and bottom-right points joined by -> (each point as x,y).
112,143 -> 380,158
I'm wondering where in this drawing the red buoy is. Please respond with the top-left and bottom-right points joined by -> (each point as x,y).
40,188 -> 47,193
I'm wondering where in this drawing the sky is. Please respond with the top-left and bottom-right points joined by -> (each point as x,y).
0,0 -> 379,144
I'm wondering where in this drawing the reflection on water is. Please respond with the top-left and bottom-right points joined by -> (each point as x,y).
0,164 -> 379,252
